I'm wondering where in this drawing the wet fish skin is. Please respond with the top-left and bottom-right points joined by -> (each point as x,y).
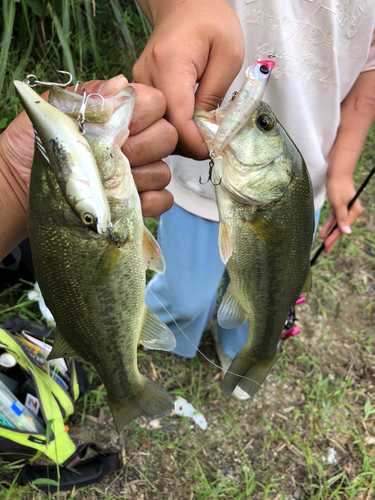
13,81 -> 111,235
17,83 -> 175,432
195,101 -> 314,398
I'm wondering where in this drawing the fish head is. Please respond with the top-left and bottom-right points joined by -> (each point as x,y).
195,101 -> 302,206
14,80 -> 111,235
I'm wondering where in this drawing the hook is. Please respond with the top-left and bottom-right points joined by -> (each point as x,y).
76,90 -> 105,134
23,70 -> 73,88
108,223 -> 121,249
199,152 -> 221,186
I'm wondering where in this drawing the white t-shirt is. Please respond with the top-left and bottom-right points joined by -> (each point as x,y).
167,0 -> 375,221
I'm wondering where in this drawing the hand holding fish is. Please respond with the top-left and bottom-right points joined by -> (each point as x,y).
0,76 -> 177,260
133,0 -> 244,159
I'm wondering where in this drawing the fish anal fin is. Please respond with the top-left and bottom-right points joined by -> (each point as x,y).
218,222 -> 233,264
108,376 -> 174,433
248,212 -> 282,247
47,329 -> 77,360
94,240 -> 122,285
218,284 -> 247,329
142,226 -> 166,274
301,266 -> 312,293
222,352 -> 276,398
139,306 -> 176,351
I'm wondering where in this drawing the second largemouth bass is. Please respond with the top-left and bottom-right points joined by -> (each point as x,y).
14,80 -> 176,432
195,96 -> 314,398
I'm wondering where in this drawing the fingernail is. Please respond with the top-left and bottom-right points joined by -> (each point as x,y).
98,75 -> 128,96
342,225 -> 351,234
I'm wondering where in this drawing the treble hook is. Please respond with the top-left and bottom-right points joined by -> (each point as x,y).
75,82 -> 105,134
199,152 -> 222,186
108,223 -> 121,250
23,70 -> 73,88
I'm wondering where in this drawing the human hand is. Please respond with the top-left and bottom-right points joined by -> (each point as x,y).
2,75 -> 177,217
319,173 -> 361,253
132,0 -> 244,160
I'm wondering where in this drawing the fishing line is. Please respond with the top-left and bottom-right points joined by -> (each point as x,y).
273,0 -> 328,54
148,287 -> 343,479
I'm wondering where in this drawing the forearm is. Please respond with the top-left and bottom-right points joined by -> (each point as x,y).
0,144 -> 28,261
327,70 -> 375,180
0,111 -> 34,261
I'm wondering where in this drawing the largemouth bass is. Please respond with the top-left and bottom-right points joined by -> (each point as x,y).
14,81 -> 176,431
195,92 -> 314,398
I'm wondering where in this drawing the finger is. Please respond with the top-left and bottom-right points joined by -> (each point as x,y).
128,84 -> 167,136
323,227 -> 342,253
68,75 -> 129,97
139,189 -> 174,217
123,119 -> 177,166
131,161 -> 171,193
333,203 -> 352,236
319,213 -> 336,239
151,69 -> 209,160
194,47 -> 243,112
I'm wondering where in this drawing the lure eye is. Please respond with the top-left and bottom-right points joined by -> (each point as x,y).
82,213 -> 94,225
260,65 -> 269,75
257,115 -> 274,131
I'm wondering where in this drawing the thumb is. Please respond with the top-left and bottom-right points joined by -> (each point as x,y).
194,49 -> 243,112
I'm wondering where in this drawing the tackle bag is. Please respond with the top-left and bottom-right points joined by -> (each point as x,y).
0,326 -> 120,491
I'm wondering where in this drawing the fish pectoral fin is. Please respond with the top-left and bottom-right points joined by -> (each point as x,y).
217,284 -> 247,329
222,351 -> 276,398
94,240 -> 122,285
47,329 -> 78,360
218,222 -> 233,264
139,306 -> 176,351
142,226 -> 166,274
301,266 -> 312,293
248,212 -> 283,247
108,376 -> 174,433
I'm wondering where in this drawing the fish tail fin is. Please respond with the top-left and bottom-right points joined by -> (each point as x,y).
222,351 -> 276,398
108,377 -> 174,433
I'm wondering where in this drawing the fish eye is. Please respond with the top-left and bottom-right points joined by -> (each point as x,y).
260,65 -> 269,75
257,115 -> 274,131
82,213 -> 94,225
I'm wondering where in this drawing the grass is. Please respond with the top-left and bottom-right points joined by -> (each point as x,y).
0,0 -> 150,128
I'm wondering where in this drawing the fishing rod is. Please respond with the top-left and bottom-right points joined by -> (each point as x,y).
282,164 -> 375,340
310,164 -> 375,267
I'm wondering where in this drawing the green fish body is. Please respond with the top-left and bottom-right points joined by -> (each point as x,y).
14,81 -> 175,432
195,101 -> 314,398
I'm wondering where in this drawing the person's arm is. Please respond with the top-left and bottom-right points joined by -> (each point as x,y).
0,76 -> 177,261
133,0 -> 245,159
320,69 -> 375,252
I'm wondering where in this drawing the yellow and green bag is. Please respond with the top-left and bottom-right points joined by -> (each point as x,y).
0,327 -> 120,491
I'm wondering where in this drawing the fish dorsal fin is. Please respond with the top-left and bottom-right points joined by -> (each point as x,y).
47,329 -> 78,360
248,212 -> 283,247
139,306 -> 176,351
217,284 -> 247,329
218,222 -> 233,264
142,226 -> 166,274
301,266 -> 312,293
